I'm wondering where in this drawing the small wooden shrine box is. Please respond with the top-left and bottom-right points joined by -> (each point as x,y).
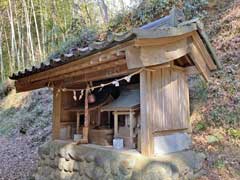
102,89 -> 140,148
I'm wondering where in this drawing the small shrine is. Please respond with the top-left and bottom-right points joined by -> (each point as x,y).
10,8 -> 220,157
102,88 -> 140,149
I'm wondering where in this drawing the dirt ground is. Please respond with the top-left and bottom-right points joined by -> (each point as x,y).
0,136 -> 38,180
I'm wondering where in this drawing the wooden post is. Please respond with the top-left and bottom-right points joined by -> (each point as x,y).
97,107 -> 101,126
83,87 -> 89,142
140,70 -> 153,156
107,111 -> 111,127
113,112 -> 118,137
129,111 -> 134,146
76,112 -> 80,134
52,84 -> 62,140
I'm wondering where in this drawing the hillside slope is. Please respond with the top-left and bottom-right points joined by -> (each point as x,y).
191,0 -> 240,179
0,87 -> 52,179
0,0 -> 239,179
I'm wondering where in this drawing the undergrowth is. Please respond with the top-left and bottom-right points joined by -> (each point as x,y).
0,84 -> 52,142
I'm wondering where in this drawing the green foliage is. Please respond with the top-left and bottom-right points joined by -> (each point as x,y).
195,121 -> 207,131
228,128 -> 240,139
50,0 -> 210,60
184,0 -> 209,19
213,159 -> 225,169
208,105 -> 240,126
109,0 -> 209,32
190,76 -> 208,101
0,0 -> 210,80
207,134 -> 222,144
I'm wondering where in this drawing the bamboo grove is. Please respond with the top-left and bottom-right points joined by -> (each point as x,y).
0,0 -> 208,82
0,0 -> 136,82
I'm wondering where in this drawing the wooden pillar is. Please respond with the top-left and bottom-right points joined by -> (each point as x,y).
52,85 -> 62,140
83,87 -> 89,142
113,112 -> 118,137
77,87 -> 89,144
140,70 -> 153,156
185,75 -> 191,133
129,111 -> 134,146
76,112 -> 80,134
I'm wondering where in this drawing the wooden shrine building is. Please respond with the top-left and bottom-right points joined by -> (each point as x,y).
10,8 -> 220,156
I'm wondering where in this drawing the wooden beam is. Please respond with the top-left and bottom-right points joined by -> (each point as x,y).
140,38 -> 191,67
17,40 -> 134,84
192,31 -> 217,70
134,30 -> 217,72
185,66 -> 199,75
24,56 -> 125,83
196,23 -> 221,69
16,63 -> 132,92
125,46 -> 143,69
135,24 -> 197,39
189,42 -> 211,81
62,64 -> 133,86
16,59 -> 129,92
134,32 -> 193,47
147,63 -> 171,70
15,80 -> 48,92
153,128 -> 188,136
170,63 -> 185,71
184,55 -> 194,66
127,38 -> 191,69
42,58 -> 126,84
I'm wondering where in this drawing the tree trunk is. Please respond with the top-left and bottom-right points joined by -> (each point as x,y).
8,0 -> 19,71
3,26 -> 12,74
99,0 -> 109,24
14,1 -> 23,70
31,0 -> 42,60
22,0 -> 36,64
83,0 -> 93,26
40,0 -> 46,59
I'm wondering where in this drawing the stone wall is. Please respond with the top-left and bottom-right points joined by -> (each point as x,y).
34,140 -> 206,180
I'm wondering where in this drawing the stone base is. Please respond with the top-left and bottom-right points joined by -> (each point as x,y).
35,140 -> 206,180
154,133 -> 192,155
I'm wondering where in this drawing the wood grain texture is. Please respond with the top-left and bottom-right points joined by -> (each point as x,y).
192,31 -> 217,70
150,67 -> 189,132
52,84 -> 63,139
140,67 -> 190,156
140,70 -> 153,156
140,38 -> 190,67
189,42 -> 211,81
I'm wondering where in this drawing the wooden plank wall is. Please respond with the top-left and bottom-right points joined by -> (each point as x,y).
140,67 -> 190,155
151,67 -> 189,132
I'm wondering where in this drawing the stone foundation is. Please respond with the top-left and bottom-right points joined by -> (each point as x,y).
35,140 -> 206,180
